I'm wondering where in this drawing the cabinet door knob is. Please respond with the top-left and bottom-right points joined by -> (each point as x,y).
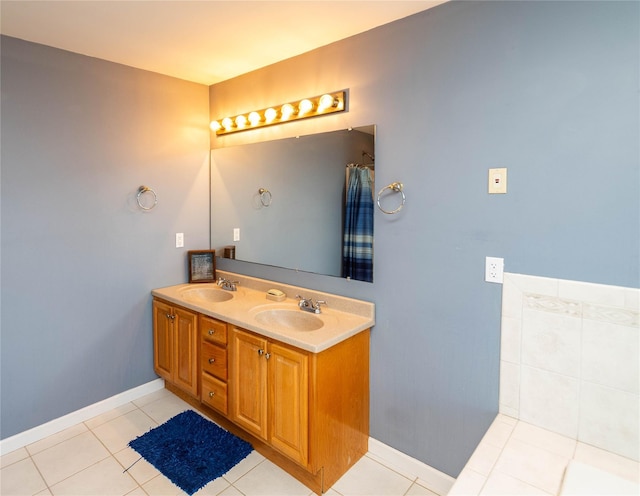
208,358 -> 215,364
265,353 -> 271,360
208,329 -> 215,335
209,391 -> 215,397
258,349 -> 264,356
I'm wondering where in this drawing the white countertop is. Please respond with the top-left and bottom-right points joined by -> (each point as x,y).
151,272 -> 375,353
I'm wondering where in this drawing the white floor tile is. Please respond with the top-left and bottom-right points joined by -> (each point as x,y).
511,421 -> 576,458
480,471 -> 551,495
573,442 -> 640,483
84,402 -> 138,430
26,423 -> 88,455
141,473 -> 184,495
91,408 -> 157,454
222,450 -> 265,483
114,446 -> 160,485
405,481 -> 439,495
31,431 -> 111,486
49,457 -> 138,495
0,456 -> 48,495
1,447 -> 29,468
331,456 -> 413,496
232,459 -> 313,496
137,394 -> 193,425
447,468 -> 486,496
192,476 -> 232,495
493,437 -> 569,495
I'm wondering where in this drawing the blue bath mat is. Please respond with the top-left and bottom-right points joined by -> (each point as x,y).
128,410 -> 252,495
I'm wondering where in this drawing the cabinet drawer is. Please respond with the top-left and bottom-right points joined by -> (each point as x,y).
201,341 -> 227,380
200,315 -> 227,345
201,374 -> 228,415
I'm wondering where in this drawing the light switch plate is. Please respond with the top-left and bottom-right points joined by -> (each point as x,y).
233,228 -> 240,241
488,168 -> 507,194
175,233 -> 184,248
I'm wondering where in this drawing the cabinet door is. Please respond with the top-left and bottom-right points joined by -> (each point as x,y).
268,342 -> 309,466
173,306 -> 198,396
153,300 -> 173,381
230,328 -> 268,440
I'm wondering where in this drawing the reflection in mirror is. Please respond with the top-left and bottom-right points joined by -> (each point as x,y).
210,126 -> 375,282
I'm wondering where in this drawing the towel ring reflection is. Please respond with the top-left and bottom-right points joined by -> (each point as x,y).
137,186 -> 157,211
258,188 -> 272,207
377,182 -> 405,214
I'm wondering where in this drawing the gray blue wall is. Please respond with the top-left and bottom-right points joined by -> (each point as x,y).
1,0 -> 637,480
211,1 -> 639,476
1,37 -> 210,438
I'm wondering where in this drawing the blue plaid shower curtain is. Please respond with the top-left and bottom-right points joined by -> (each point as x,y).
343,166 -> 374,282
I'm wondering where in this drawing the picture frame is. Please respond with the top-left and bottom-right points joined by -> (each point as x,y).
188,250 -> 216,283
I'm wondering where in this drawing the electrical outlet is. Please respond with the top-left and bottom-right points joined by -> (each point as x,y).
485,256 -> 504,283
175,233 -> 184,248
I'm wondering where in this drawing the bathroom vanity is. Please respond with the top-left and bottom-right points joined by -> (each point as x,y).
151,272 -> 374,494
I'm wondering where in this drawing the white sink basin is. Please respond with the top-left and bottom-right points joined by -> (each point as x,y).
179,285 -> 234,303
253,309 -> 323,332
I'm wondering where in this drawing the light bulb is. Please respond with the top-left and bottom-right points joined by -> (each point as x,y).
210,120 -> 221,132
318,94 -> 337,112
264,108 -> 277,123
221,117 -> 234,130
248,111 -> 261,126
298,99 -> 313,115
280,103 -> 295,120
235,115 -> 247,128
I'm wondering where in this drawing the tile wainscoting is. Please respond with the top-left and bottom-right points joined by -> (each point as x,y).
499,272 -> 639,461
448,273 -> 639,495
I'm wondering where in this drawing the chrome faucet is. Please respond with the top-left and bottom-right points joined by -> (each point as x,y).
296,295 -> 326,314
217,277 -> 238,291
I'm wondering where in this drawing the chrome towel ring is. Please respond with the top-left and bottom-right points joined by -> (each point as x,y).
258,188 -> 272,207
377,182 -> 405,214
137,186 -> 158,211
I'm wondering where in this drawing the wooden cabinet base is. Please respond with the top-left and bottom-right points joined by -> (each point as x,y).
164,326 -> 370,495
165,381 -> 329,494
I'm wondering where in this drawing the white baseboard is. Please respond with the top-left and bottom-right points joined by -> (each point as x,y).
0,379 -> 165,456
368,437 -> 456,496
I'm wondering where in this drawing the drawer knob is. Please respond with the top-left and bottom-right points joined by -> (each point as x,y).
208,329 -> 215,335
209,391 -> 215,397
208,358 -> 215,364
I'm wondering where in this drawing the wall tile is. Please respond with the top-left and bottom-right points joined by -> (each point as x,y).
507,273 -> 559,297
499,361 -> 520,415
500,316 -> 521,364
581,319 -> 639,394
559,279 -> 628,307
578,382 -> 639,462
524,294 -> 581,317
502,275 -> 523,320
521,309 -> 581,377
624,288 -> 640,311
520,366 -> 579,439
583,303 -> 639,327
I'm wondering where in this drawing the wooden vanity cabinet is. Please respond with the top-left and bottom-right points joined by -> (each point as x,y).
152,299 -> 198,397
229,327 -> 309,466
199,315 -> 229,415
154,296 -> 370,494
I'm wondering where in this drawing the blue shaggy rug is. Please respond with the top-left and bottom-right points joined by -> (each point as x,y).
129,410 -> 252,495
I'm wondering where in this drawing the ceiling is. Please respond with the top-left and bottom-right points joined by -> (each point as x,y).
0,1 -> 446,86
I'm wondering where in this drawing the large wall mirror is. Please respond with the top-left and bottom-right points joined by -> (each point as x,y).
210,125 -> 375,282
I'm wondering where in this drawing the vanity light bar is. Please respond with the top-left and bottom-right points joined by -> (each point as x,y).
210,91 -> 346,136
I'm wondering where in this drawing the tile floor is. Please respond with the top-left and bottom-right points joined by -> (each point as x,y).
1,389 -> 439,496
448,414 -> 640,495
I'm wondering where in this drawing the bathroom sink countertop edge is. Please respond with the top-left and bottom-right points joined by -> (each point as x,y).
151,277 -> 375,353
